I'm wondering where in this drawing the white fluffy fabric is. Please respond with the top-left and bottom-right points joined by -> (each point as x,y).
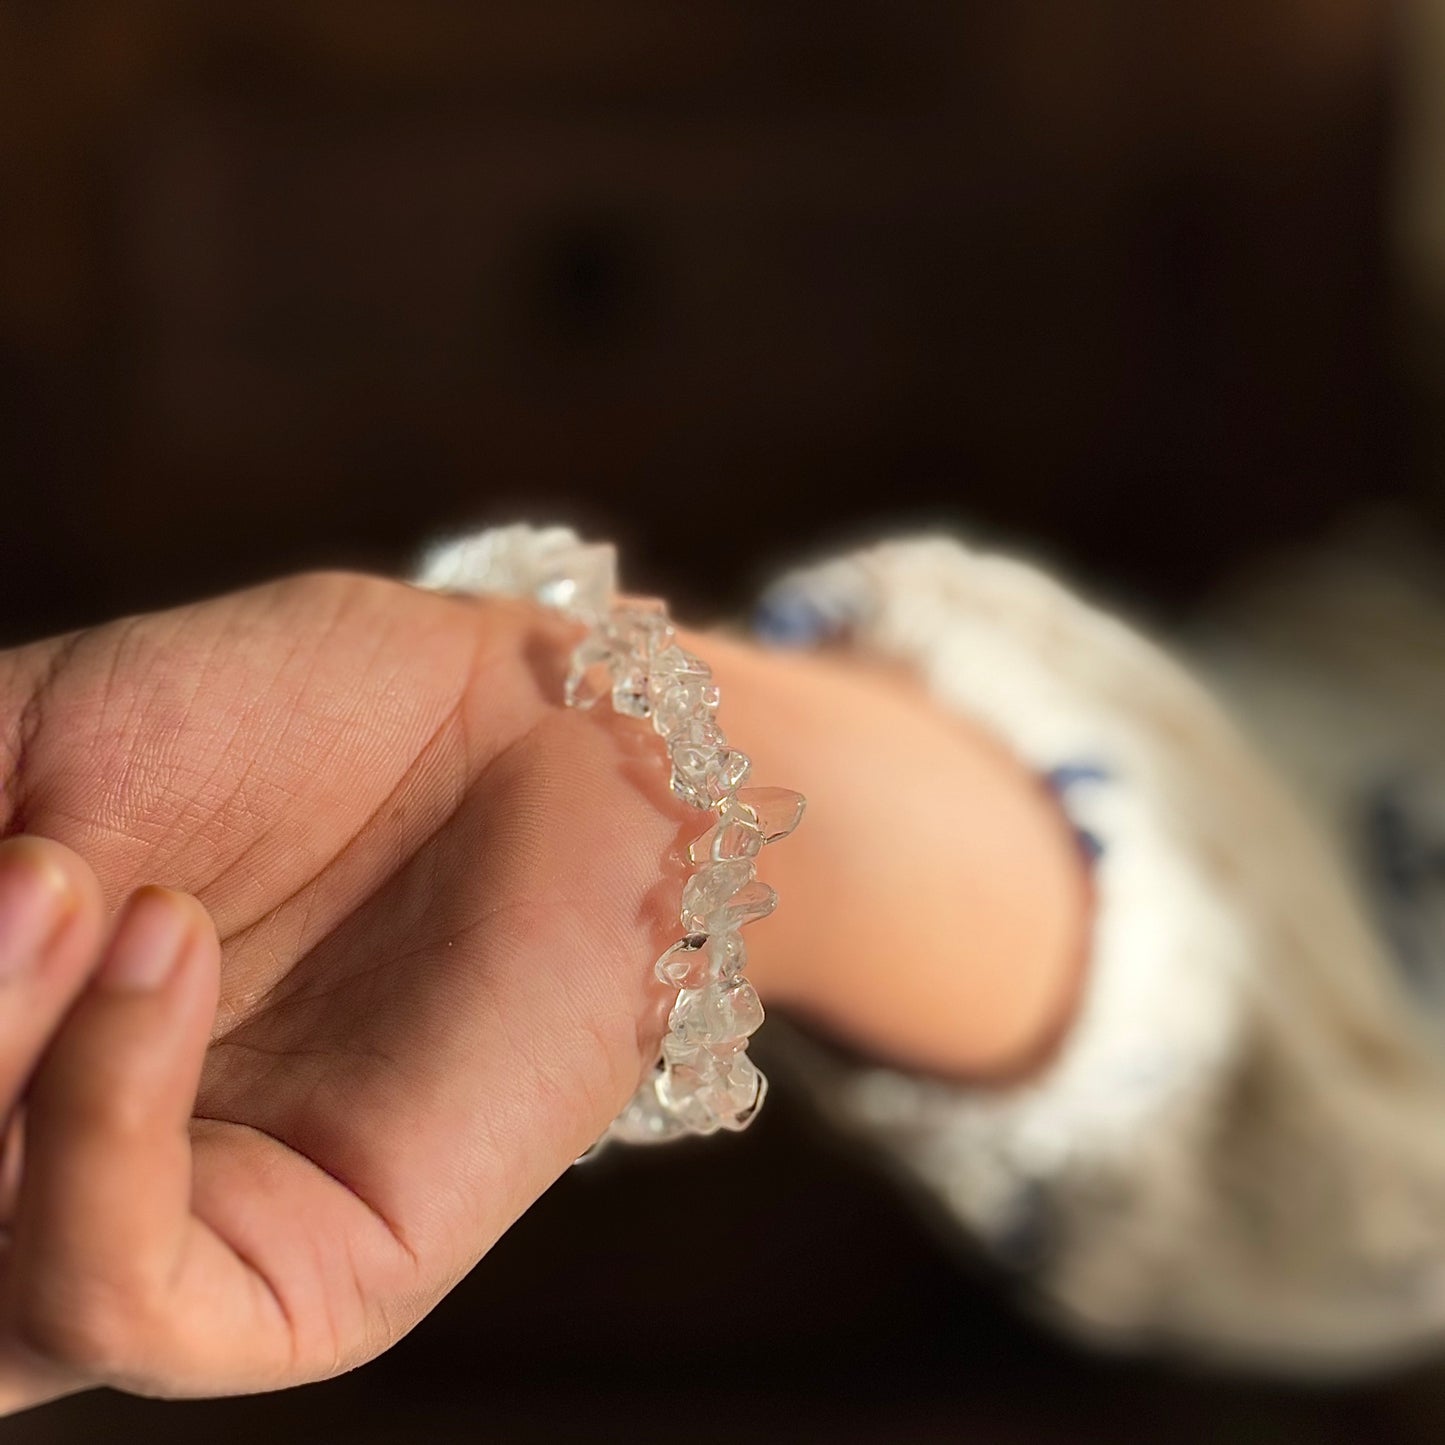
763,534 -> 1445,1373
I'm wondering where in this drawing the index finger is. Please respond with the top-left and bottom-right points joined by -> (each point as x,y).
0,838 -> 104,1119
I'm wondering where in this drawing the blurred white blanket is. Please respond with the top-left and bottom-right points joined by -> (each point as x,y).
762,525 -> 1445,1373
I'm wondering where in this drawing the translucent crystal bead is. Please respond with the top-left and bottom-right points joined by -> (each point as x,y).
703,1052 -> 765,1127
718,748 -> 751,793
607,603 -> 675,659
606,1070 -> 694,1143
670,736 -> 751,808
732,786 -> 807,845
656,1038 -> 722,1132
611,659 -> 652,719
680,858 -> 754,932
650,677 -> 721,739
564,637 -> 612,709
687,797 -> 765,864
670,718 -> 723,756
669,721 -> 729,808
705,929 -> 748,982
654,932 -> 746,988
650,645 -> 712,684
534,542 -> 617,620
670,771 -> 712,810
662,1033 -> 711,1071
713,1063 -> 768,1127
669,978 -> 765,1049
653,934 -> 709,989
718,879 -> 778,930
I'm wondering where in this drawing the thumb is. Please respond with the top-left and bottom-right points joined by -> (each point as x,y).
5,886 -> 220,1388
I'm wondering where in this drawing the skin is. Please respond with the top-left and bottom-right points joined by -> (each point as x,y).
0,571 -> 1088,1413
695,628 -> 1091,1081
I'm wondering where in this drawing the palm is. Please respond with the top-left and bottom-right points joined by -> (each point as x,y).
1,572 -> 683,1393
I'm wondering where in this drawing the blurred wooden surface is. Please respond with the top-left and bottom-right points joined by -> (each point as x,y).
0,0 -> 1403,642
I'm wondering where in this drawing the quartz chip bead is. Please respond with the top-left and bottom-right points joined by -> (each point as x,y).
688,803 -> 764,865
651,645 -> 712,683
606,602 -> 675,660
706,1051 -> 766,1130
651,676 -> 721,740
653,934 -> 709,989
657,1040 -> 765,1132
611,659 -> 653,719
718,748 -> 752,794
733,787 -> 808,845
564,636 -> 613,710
653,931 -> 747,989
667,718 -> 722,798
685,786 -> 807,867
532,541 -> 618,622
717,879 -> 777,930
669,978 -> 765,1050
603,1076 -> 693,1145
656,1037 -> 723,1131
680,858 -> 754,933
649,646 -> 719,738
706,929 -> 747,982
670,722 -> 752,809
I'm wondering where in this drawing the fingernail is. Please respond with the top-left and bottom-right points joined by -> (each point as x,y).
0,839 -> 76,980
98,887 -> 193,993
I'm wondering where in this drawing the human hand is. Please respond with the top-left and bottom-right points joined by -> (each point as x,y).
0,573 -> 688,1412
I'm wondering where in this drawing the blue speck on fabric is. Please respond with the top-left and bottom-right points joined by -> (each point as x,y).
751,588 -> 834,647
1040,761 -> 1111,866
1044,762 -> 1112,795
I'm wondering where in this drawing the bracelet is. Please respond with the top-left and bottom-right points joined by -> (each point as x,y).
416,525 -> 804,1150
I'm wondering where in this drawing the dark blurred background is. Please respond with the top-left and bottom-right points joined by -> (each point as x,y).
4,1 -> 1445,1440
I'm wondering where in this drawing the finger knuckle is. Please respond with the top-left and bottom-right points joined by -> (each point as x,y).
36,1074 -> 156,1148
14,1280 -> 155,1379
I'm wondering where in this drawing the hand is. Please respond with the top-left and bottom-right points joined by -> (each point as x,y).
0,573 -> 689,1412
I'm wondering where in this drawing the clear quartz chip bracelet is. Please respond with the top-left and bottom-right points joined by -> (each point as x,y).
416,525 -> 805,1152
